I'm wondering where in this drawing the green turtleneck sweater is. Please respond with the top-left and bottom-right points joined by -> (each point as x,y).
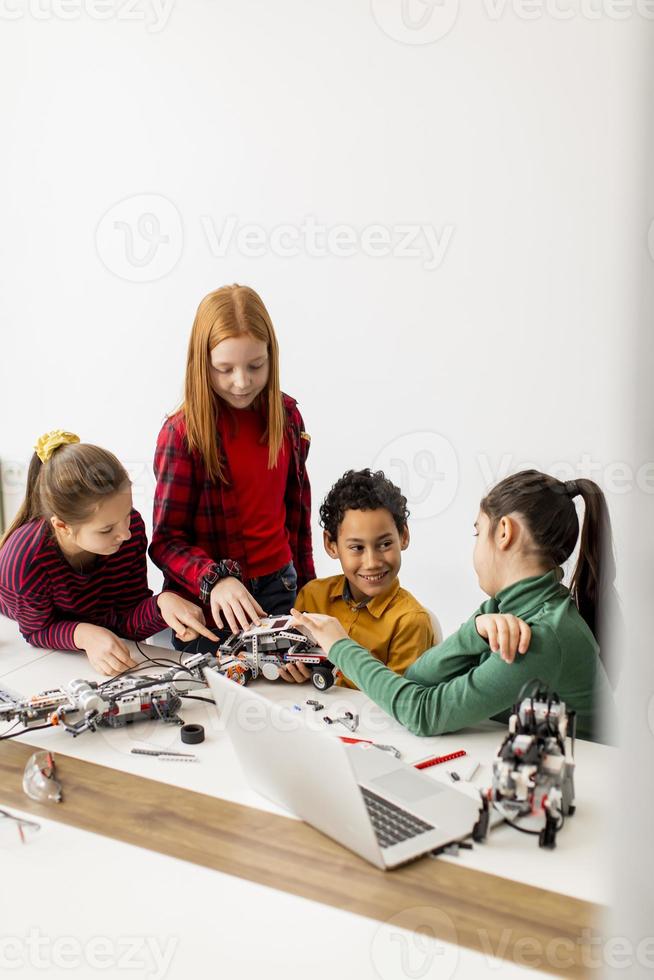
327,570 -> 614,743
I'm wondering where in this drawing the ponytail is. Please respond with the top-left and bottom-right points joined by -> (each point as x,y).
569,478 -> 614,643
0,434 -> 130,549
0,453 -> 44,548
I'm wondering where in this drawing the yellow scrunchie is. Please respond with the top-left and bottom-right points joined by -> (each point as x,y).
34,430 -> 80,464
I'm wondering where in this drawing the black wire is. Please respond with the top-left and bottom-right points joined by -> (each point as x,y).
108,677 -> 176,698
0,721 -> 56,740
97,642 -> 195,688
516,678 -> 544,704
97,661 -> 143,687
135,641 -> 196,675
501,818 -> 541,836
178,694 -> 215,705
501,809 -> 565,836
0,719 -> 20,739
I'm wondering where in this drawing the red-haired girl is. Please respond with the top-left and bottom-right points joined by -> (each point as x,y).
150,285 -> 315,649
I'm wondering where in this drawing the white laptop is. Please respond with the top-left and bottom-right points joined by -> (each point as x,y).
204,669 -> 480,870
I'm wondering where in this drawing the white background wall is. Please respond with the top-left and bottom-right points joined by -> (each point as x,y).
0,0 -> 650,641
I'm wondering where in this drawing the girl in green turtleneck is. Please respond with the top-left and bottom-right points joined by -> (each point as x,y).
292,470 -> 616,743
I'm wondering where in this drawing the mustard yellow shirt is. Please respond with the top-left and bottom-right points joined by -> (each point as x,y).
295,574 -> 435,689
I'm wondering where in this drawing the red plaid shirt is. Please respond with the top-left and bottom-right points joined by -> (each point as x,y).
150,393 -> 315,612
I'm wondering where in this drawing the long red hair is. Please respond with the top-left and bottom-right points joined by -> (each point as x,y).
180,284 -> 285,483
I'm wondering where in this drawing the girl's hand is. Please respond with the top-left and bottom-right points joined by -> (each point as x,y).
475,613 -> 531,663
74,623 -> 139,676
290,609 -> 348,656
157,592 -> 219,644
210,577 -> 267,633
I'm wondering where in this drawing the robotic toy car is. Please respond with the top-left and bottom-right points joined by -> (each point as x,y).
216,615 -> 340,691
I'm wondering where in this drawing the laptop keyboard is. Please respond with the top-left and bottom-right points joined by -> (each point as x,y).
360,787 -> 434,848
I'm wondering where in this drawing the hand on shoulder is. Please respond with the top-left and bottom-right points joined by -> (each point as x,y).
475,613 -> 531,663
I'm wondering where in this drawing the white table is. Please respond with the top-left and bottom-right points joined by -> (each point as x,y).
0,617 -> 611,978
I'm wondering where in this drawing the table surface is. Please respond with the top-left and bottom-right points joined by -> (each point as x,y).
0,618 -> 613,978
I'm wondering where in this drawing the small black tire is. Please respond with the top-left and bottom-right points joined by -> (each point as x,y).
312,667 -> 334,692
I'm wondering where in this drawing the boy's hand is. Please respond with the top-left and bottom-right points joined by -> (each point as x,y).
210,578 -> 266,633
475,613 -> 531,663
290,609 -> 348,655
74,623 -> 139,677
157,592 -> 220,644
279,661 -> 312,684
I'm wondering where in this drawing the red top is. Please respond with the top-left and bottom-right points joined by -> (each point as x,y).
150,392 -> 315,613
218,404 -> 292,577
0,510 -> 166,650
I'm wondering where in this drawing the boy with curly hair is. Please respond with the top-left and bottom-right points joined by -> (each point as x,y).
284,469 -> 435,688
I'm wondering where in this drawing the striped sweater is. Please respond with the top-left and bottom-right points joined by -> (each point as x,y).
0,510 -> 166,650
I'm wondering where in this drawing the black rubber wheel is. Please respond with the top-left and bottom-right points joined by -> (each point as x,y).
312,667 -> 334,692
